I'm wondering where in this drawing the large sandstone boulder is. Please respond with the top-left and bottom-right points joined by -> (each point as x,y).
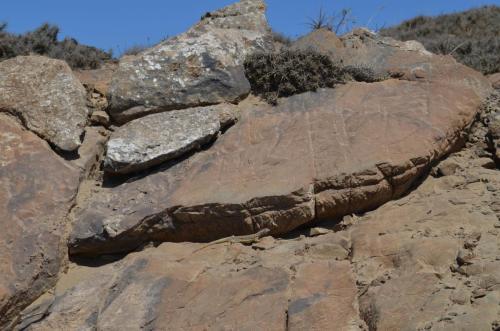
0,114 -> 80,329
0,56 -> 89,152
18,142 -> 500,330
70,45 -> 491,255
109,0 -> 272,123
104,106 -> 221,175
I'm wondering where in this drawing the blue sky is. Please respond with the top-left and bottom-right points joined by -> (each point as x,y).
2,0 -> 500,55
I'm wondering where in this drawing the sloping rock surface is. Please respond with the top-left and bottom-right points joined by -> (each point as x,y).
109,0 -> 272,123
0,56 -> 89,152
18,132 -> 500,330
70,46 -> 491,256
19,234 -> 363,330
0,115 -> 80,329
104,106 -> 221,175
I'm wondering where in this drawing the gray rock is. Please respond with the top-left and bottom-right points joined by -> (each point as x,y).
104,106 -> 221,175
109,0 -> 272,123
0,56 -> 89,151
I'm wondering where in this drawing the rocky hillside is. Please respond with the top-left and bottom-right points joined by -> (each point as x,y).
0,1 -> 499,330
380,5 -> 500,75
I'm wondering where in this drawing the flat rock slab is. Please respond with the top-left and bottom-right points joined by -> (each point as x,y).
18,233 -> 362,330
70,49 -> 491,256
104,106 -> 221,175
0,115 -> 80,329
0,56 -> 89,152
109,0 -> 272,123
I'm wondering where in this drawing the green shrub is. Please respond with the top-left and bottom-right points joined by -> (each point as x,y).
244,50 -> 346,104
0,23 -> 112,69
380,6 -> 500,74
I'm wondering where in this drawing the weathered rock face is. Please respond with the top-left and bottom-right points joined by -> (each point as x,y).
354,147 -> 500,330
70,45 -> 491,256
104,106 -> 222,175
19,233 -> 363,330
109,0 -> 272,123
18,137 -> 500,330
0,56 -> 89,152
0,114 -> 80,329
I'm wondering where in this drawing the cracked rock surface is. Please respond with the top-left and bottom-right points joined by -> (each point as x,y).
2,1 -> 500,329
18,130 -> 500,330
70,54 -> 490,256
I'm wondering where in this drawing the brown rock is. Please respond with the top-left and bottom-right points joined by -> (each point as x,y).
71,62 -> 490,255
0,114 -> 80,329
288,261 -> 362,330
90,110 -> 110,127
18,233 -> 363,330
16,131 -> 500,329
291,28 -> 343,55
74,62 -> 117,96
71,126 -> 109,178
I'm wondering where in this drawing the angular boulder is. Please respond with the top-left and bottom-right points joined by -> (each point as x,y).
104,106 -> 221,175
70,45 -> 491,256
0,114 -> 80,329
0,56 -> 89,152
109,0 -> 272,123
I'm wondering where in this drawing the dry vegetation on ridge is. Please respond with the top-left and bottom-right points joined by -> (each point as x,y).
0,22 -> 112,69
380,5 -> 500,75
